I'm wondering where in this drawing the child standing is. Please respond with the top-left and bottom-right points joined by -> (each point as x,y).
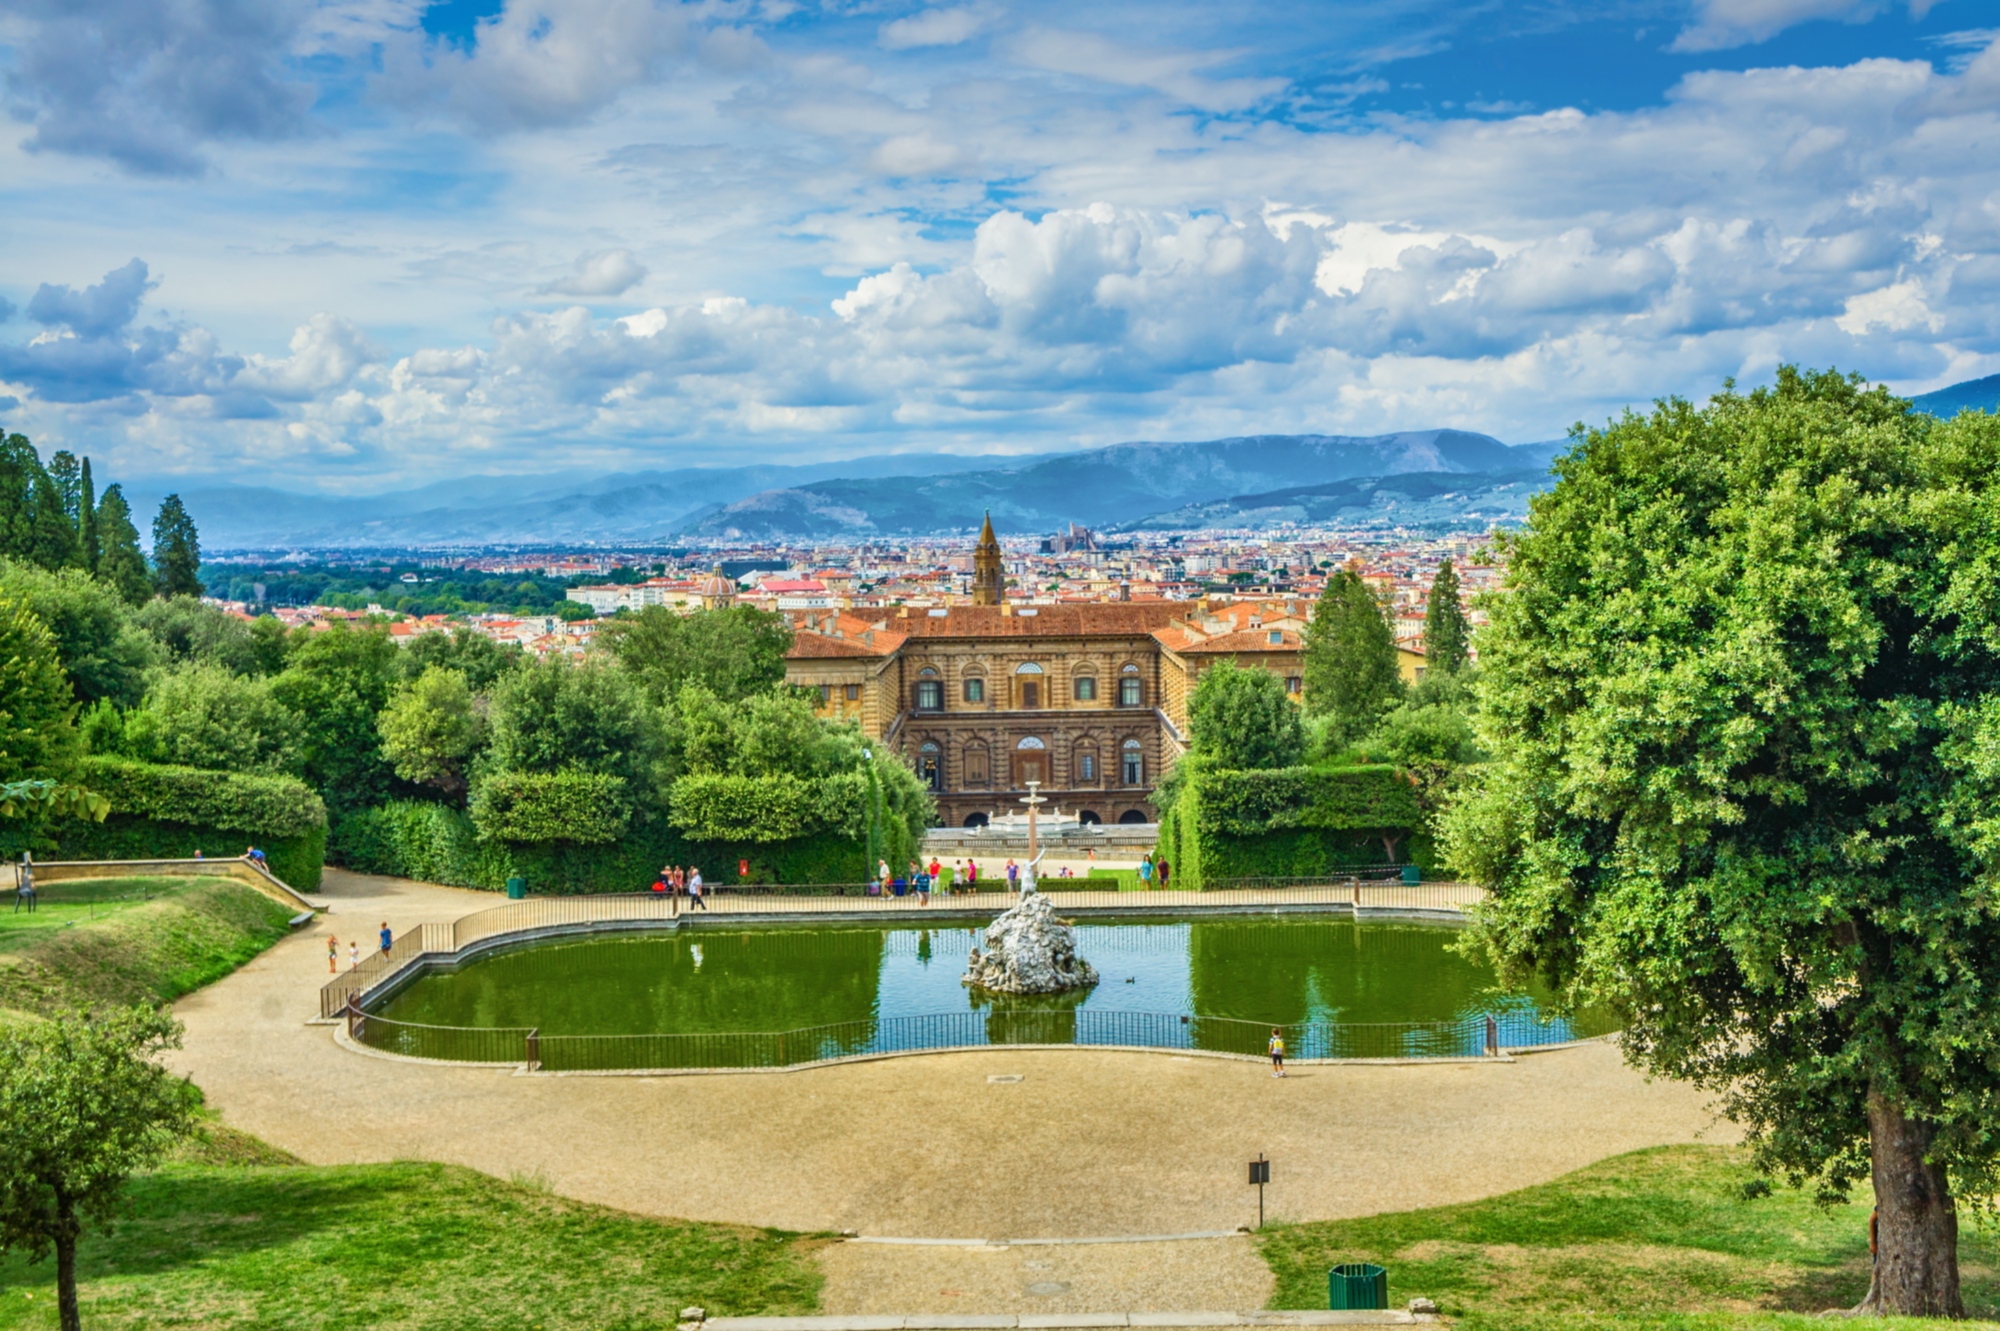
1268,1028 -> 1286,1078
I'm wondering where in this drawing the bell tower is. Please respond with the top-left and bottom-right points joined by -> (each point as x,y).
971,512 -> 1004,606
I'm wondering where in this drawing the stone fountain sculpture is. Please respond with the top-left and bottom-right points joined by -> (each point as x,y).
962,886 -> 1099,995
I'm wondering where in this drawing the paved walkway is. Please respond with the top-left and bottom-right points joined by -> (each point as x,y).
168,869 -> 1736,1314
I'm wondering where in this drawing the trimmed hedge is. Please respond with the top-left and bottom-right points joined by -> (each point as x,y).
32,755 -> 331,890
472,770 -> 630,845
1159,761 -> 1425,889
333,800 -> 868,894
79,755 -> 328,838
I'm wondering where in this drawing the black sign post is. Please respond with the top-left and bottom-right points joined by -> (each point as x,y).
1249,1155 -> 1270,1229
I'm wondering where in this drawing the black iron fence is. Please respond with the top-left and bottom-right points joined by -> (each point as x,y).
343,1003 -> 1617,1072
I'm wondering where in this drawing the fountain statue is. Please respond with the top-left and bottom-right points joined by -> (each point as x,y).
962,884 -> 1099,995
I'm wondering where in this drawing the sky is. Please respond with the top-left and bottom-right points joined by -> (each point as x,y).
2,0 -> 1998,493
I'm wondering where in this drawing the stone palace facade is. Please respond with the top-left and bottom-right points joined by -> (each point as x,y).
784,524 -> 1314,826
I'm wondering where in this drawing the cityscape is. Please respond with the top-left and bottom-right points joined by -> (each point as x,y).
6,1 -> 2000,1328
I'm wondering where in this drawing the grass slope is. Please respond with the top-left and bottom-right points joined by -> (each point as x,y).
1260,1145 -> 2000,1329
0,1154 -> 823,1330
0,877 -> 293,1015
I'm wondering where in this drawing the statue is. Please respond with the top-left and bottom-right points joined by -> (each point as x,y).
963,885 -> 1099,995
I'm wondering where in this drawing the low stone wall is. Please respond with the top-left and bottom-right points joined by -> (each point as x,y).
24,856 -> 321,914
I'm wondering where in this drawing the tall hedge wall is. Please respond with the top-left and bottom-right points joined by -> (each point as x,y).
31,756 -> 330,891
1159,761 -> 1425,889
333,800 -> 869,894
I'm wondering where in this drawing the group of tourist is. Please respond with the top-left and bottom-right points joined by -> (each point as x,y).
649,865 -> 706,911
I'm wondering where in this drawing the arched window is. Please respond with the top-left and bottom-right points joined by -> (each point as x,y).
1076,745 -> 1099,783
1119,672 -> 1143,708
1072,671 -> 1097,702
963,676 -> 985,703
914,666 -> 943,712
1016,736 -> 1046,749
918,741 -> 943,791
1015,662 -> 1043,710
1121,738 -> 1143,785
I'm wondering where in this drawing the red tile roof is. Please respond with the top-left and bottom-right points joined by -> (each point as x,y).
893,604 -> 1191,639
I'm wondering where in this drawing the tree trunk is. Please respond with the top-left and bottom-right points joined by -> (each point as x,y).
1857,1090 -> 1962,1317
55,1200 -> 80,1331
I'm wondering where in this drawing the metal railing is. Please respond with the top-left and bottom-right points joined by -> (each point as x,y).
319,880 -> 1489,1019
340,1004 -> 1616,1072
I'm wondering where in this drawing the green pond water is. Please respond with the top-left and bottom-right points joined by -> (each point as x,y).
371,917 -> 1605,1067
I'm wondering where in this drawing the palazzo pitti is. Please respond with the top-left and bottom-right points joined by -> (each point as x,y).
783,518 -> 1321,827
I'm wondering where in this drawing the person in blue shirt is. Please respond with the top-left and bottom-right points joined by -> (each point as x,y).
379,922 -> 393,952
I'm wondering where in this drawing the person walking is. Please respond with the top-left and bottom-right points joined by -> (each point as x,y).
877,859 -> 892,897
967,858 -> 979,889
328,936 -> 339,973
1139,854 -> 1155,886
13,853 -> 33,914
1005,858 -> 1019,893
916,864 -> 931,907
1268,1028 -> 1287,1078
1157,858 -> 1171,888
349,940 -> 360,969
688,867 -> 707,911
379,921 -> 393,953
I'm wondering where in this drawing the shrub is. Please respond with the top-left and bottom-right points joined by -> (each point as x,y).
471,770 -> 631,845
1158,761 -> 1424,889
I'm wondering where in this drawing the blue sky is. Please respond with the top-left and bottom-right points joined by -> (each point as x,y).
2,0 -> 1997,491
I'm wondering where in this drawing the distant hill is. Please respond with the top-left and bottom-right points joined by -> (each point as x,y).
1910,373 -> 2000,418
1123,466 -> 1553,533
129,452 -> 1011,550
688,431 -> 1564,539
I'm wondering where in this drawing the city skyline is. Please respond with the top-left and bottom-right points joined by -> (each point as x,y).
3,0 -> 1997,493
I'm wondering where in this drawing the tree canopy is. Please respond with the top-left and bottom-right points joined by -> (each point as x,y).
0,563 -> 159,709
1441,368 -> 2000,1316
92,485 -> 150,608
1302,567 -> 1403,743
1422,557 -> 1470,674
1186,659 -> 1305,771
0,595 -> 82,782
378,666 -> 486,798
599,604 -> 792,705
149,495 -> 201,600
0,1006 -> 197,1331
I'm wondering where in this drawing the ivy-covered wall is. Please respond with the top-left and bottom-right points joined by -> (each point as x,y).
1158,761 -> 1426,888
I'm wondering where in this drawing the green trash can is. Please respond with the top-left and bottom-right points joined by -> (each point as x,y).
505,876 -> 527,900
1328,1263 -> 1388,1311
1400,864 -> 1422,885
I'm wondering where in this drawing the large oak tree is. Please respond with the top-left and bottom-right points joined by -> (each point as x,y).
1442,368 -> 2000,1315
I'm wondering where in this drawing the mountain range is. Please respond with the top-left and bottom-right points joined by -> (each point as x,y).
154,372 -> 2000,549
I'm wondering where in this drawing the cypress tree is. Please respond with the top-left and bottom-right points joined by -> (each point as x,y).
150,495 -> 202,599
0,434 -> 45,561
1422,557 -> 1471,674
94,485 -> 151,607
1302,567 -> 1404,744
46,452 -> 81,526
26,465 -> 80,571
77,457 -> 98,572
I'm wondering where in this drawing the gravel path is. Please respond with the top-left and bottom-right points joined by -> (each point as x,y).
167,869 -> 1735,1311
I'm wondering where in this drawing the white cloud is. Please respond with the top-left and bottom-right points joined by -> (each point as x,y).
1007,28 -> 1285,112
1836,279 -> 1944,334
537,249 -> 650,297
1671,0 -> 1924,52
879,7 -> 989,51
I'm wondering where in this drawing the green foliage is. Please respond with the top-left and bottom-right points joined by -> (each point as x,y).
132,597 -> 273,676
471,770 -> 631,845
1358,681 -> 1483,813
601,604 -> 793,705
75,755 -> 326,840
91,485 -> 149,609
377,666 -> 485,798
334,799 -> 866,891
0,563 -> 158,708
149,495 -> 201,600
1187,660 -> 1305,771
270,624 -> 397,817
75,458 -> 95,573
1439,368 -> 2000,1268
47,816 -> 325,892
669,772 -> 866,842
106,664 -> 303,776
0,1005 -> 198,1331
1158,759 -> 1423,888
484,656 -> 667,798
0,596 -> 82,783
0,1160 -> 825,1327
393,626 -> 522,690
1302,567 -> 1403,743
0,780 -> 109,824
1422,557 -> 1470,674
203,560 -> 582,619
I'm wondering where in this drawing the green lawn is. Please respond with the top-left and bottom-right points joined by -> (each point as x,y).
1260,1145 -> 2000,1329
0,877 -> 208,952
0,1136 -> 825,1330
0,876 -> 295,1015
